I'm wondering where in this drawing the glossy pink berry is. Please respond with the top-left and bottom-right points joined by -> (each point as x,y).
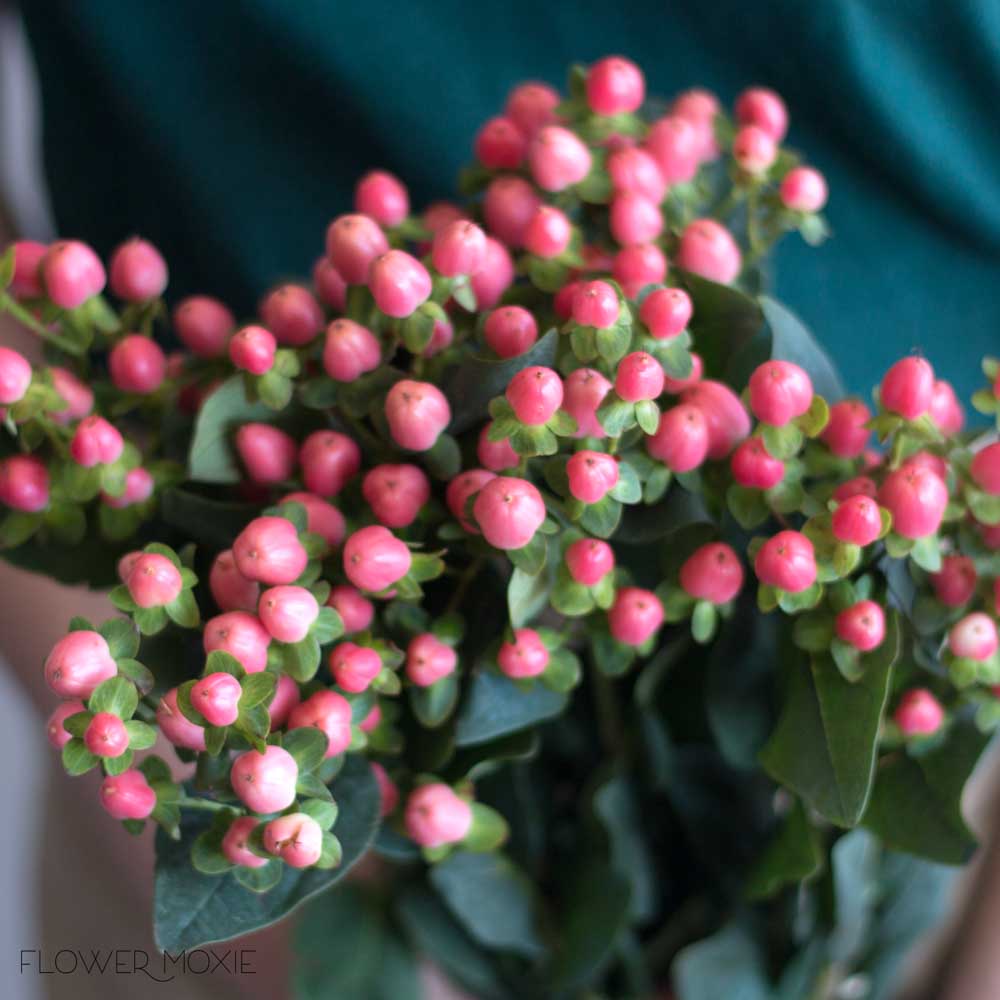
931,555 -> 978,607
483,176 -> 542,248
287,690 -> 352,756
108,335 -> 167,395
204,611 -> 271,674
70,416 -> 124,467
836,600 -> 886,652
41,240 -> 105,309
646,404 -> 709,472
173,295 -> 235,358
735,87 -> 788,142
507,366 -> 564,425
475,116 -> 527,169
530,126 -> 592,192
928,380 -> 964,435
564,368 -> 612,438
330,641 -> 383,693
192,671 -> 243,726
731,437 -> 785,489
385,380 -> 451,451
327,585 -> 374,635
447,469 -> 496,533
325,214 -> 390,285
82,712 -> 129,758
612,244 -> 667,298
470,238 -> 514,309
126,553 -> 182,608
209,550 -> 260,613
523,206 -> 572,259
49,366 -> 93,424
46,699 -> 86,750
478,423 -> 519,471
878,466 -> 948,539
268,674 -> 301,729
681,543 -> 744,604
616,352 -> 664,402
949,613 -> 999,661
506,81 -> 560,136
681,380 -> 751,459
833,476 -> 878,502
754,531 -> 817,593
748,360 -> 813,427
473,476 -> 546,550
372,762 -> 399,816
279,491 -> 346,547
157,687 -> 207,751
484,306 -> 538,358
229,325 -> 276,375
258,586 -> 319,644
405,783 -> 472,848
0,347 -> 31,405
780,167 -> 828,213
233,516 -> 309,585
258,284 -> 323,347
0,455 -> 49,512
832,495 -> 884,546
369,251 -> 432,318
567,451 -> 619,505
299,430 -> 361,497
609,193 -> 663,247
586,56 -> 644,114
108,238 -> 167,301
676,220 -> 741,284
971,443 -> 1000,495
354,170 -> 409,227
45,630 -> 117,699
608,147 -> 666,202
432,220 -> 488,277
640,288 -> 692,340
732,125 -> 777,174
822,400 -> 871,458
100,770 -> 156,820
880,357 -> 934,420
264,813 -> 323,868
362,464 -> 431,528
406,633 -> 458,687
498,628 -> 550,679
609,587 -> 664,645
235,423 -> 296,484
231,745 -> 298,814
9,239 -> 46,298
573,281 -> 619,328
343,525 -> 412,592
565,538 -> 615,586
313,257 -> 347,310
222,816 -> 267,869
644,115 -> 700,184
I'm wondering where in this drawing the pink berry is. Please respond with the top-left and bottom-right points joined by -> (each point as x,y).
108,238 -> 168,301
484,306 -> 538,358
299,430 -> 361,497
233,516 -> 309,585
949,613 -> 999,661
204,611 -> 271,674
405,783 -> 472,848
371,762 -> 399,816
676,219 -> 742,284
354,170 -> 409,227
384,379 -> 451,451
473,476 -> 546,550
0,455 -> 49,512
735,87 -> 788,142
260,284 -> 324,346
498,627 -> 550,679
108,335 -> 167,394
322,318 -> 381,382
609,587 -> 664,645
754,531 -> 817,592
980,521 -> 1000,550
229,325 -> 277,375
748,360 -> 813,426
475,116 -> 527,169
432,220 -> 488,277
422,202 -> 465,242
564,368 -> 612,438
222,816 -> 267,869
470,238 -> 515,309
608,147 -> 666,202
8,239 -> 46,298
369,250 -> 432,318
406,633 -> 458,687
931,555 -> 978,607
554,281 -> 581,320
258,586 -> 319,644
157,687 -> 207,751
971,443 -> 1000,495
343,525 -> 412,592
573,280 -> 619,329
483,176 -> 542,248
646,404 -> 709,472
126,553 -> 182,608
446,469 -> 496,533
69,415 -> 124,467
313,257 -> 347,310
360,704 -> 382,734
287,689 -> 352,757
506,82 -> 560,136
644,116 -> 700,184
362,464 -> 431,528
325,214 -> 390,285
506,366 -> 564,425
612,244 -> 667,298
116,551 -> 142,583
586,56 -> 644,114
173,296 -> 235,358
663,352 -> 704,393
264,813 -> 323,868
424,317 -> 454,357
192,671 -> 243,726
901,451 -> 948,482
46,699 -> 86,750
680,543 -> 744,604
671,88 -> 721,161
268,674 -> 302,729
610,192 -> 663,247
280,491 -> 346,547
640,288 -> 692,340
567,451 -> 619,504
231,745 -> 298,814
49,366 -> 93,424
615,351 -> 664,402
836,600 -> 886,652
235,423 -> 296,484
523,206 -> 573,259
100,770 -> 156,820
878,466 -> 948,539
102,466 -> 154,509
0,347 -> 31,405
780,167 -> 828,213
478,423 -> 519,471
41,240 -> 106,309
327,585 -> 374,634
209,550 -> 260,613
565,537 -> 615,586
45,630 -> 117,699
832,475 -> 878,502
880,357 -> 935,420
731,437 -> 785,489
822,400 -> 871,458
680,380 -> 751,459
529,126 -> 592,192
928,380 -> 964,435
732,125 -> 777,174
832,495 -> 884,546
330,641 -> 383,693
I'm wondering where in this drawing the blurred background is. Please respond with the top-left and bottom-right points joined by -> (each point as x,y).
1,2 -> 999,998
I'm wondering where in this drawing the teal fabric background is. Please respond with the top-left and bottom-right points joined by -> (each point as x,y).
18,1 -> 1000,400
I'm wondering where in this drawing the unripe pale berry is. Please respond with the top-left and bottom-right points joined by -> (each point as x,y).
0,346 -> 31,405
447,469 -> 496,533
474,116 -> 527,169
507,366 -> 564,425
45,630 -> 117,699
362,464 -> 431,528
523,205 -> 573,259
971,443 -> 1000,495
529,126 -> 592,192
928,380 -> 964,435
258,585 -> 319,644
506,81 -> 560,135
878,466 -> 948,539
70,416 -> 124,467
41,240 -> 105,308
833,475 -> 878,502
609,192 -> 663,246
9,239 -> 46,298
640,288 -> 692,340
735,87 -> 788,142
288,689 -> 352,757
109,333 -> 168,394
748,360 -> 813,426
100,770 -> 156,820
608,146 -> 666,202
484,306 -> 538,358
573,280 -> 619,329
498,628 -> 550,678
330,641 -> 383,693
108,238 -> 168,301
102,466 -> 154,509
612,243 -> 667,298
192,671 -> 243,726
780,167 -> 828,213
663,352 -> 704,393
203,611 -> 271,674
473,476 -> 546,550
432,220 -> 488,277
647,404 -> 709,472
157,687 -> 207,751
931,555 -> 978,608
279,491 -> 346,547
173,295 -> 235,358
680,380 -> 751,459
836,600 -> 886,652
406,633 -> 458,687
126,552 -> 182,608
259,284 -> 324,346
754,531 -> 817,592
895,689 -> 944,736
369,250 -> 432,318
616,351 -> 664,402
235,423 -> 296,484
49,366 -> 94,424
676,219 -> 741,284
209,550 -> 260,613
371,762 -> 399,816
343,525 -> 412,592
732,125 -> 777,174
564,368 -> 612,437
680,543 -> 744,604
949,613 -> 999,661
231,745 -> 298,814
325,214 -> 390,285
313,257 -> 347,310
832,495 -> 884,546
586,56 -> 644,114
731,437 -> 785,489
567,451 -> 619,504
0,455 -> 49,512
233,516 -> 309,585
384,379 -> 451,451
880,357 -> 935,420
327,585 -> 374,634
609,587 -> 664,645
229,325 -> 276,375
478,423 -> 519,471
405,783 -> 472,848
222,816 -> 267,869
565,537 -> 615,586
299,429 -> 361,497
268,674 -> 301,729
264,813 -> 323,868
644,115 -> 700,184
470,238 -> 514,309
822,399 -> 871,458
354,170 -> 409,227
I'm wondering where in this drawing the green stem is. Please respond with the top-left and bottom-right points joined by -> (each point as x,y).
177,796 -> 232,813
445,556 -> 484,615
0,292 -> 86,356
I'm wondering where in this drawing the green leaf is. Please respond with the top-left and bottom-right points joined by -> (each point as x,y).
761,422 -> 804,460
595,322 -> 631,364
98,617 -> 140,660
276,635 -> 322,682
455,669 -> 568,746
507,565 -> 552,628
542,649 -> 582,692
608,460 -> 642,504
910,533 -> 942,572
62,738 -> 100,776
0,244 -> 14,287
424,433 -> 462,481
462,802 -> 509,852
691,600 -> 718,644
409,672 -> 460,728
507,532 -> 547,576
188,375 -> 273,483
0,510 -> 43,548
282,727 -> 329,772
761,295 -> 845,402
634,398 -> 660,435
160,488 -> 257,549
89,676 -> 139,719
240,671 -> 277,709
745,799 -> 824,900
672,924 -> 771,1000
165,589 -> 200,629
579,495 -> 622,538
124,720 -> 157,750
299,798 -> 338,830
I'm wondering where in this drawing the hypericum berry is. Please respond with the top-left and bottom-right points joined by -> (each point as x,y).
280,491 -> 346,547
902,450 -> 948,482
615,351 -> 664,402
432,220 -> 488,277
681,380 -> 751,459
471,237 -> 515,310
82,712 -> 129,758
343,525 -> 412,592
980,520 -> 1000,550
264,813 -> 323,868
877,465 -> 948,539
586,56 -> 644,114
931,555 -> 978,607
498,628 -> 549,679
362,464 -> 431,528
484,306 -> 538,359
880,357 -> 934,420
235,423 -> 296,484
0,346 -> 31,405
565,538 -> 615,586
46,699 -> 86,750
483,176 -> 542,248
731,437 -> 785,489
612,244 -> 667,298
173,295 -> 235,358
360,704 -> 383,734
949,613 -> 999,661
327,585 -> 374,634
369,250 -> 432,318
287,689 -> 352,757
732,125 -> 777,174
478,423 -> 519,471
44,630 -> 117,699
70,416 -> 124,467
9,239 -> 46,298
126,553 -> 182,608
325,214 -> 390,285
506,366 -> 564,425
0,455 -> 49,512
313,257 -> 347,310
506,81 -> 560,135
268,674 -> 301,729
100,770 -> 156,821
156,687 -> 207,751
748,360 -> 813,426
971,443 -> 1000,495
644,115 -> 699,184
821,399 -> 871,457
258,586 -> 319,644
49,366 -> 94,424
385,380 -> 451,451
995,578 -> 1000,616
832,475 -> 878,502
192,671 -> 243,726
108,238 -> 168,301
754,531 -> 817,593
831,495 -> 883,545
209,550 -> 260,613
475,116 -> 528,169
229,325 -> 277,375
567,451 -> 619,505
102,466 -> 154,509
473,476 -> 546,550
447,469 -> 496,533
680,543 -> 744,604
836,600 -> 886,652
108,335 -> 167,395
563,368 -> 611,438
299,430 -> 361,498
405,783 -> 472,848
371,762 -> 399,816
663,352 -> 704,393
646,404 -> 709,472
609,587 -> 664,645
233,516 -> 309,585
671,88 -> 721,160
928,380 -> 964,435
573,280 -> 619,329
895,689 -> 945,736
523,205 -> 573,259
640,288 -> 692,340
330,641 -> 383,693
259,284 -> 323,347
676,219 -> 741,284
422,202 -> 465,243
231,745 -> 298,814
609,192 -> 663,247
204,611 -> 271,673
608,147 -> 666,202
406,633 -> 458,687
40,239 -> 105,309
529,126 -> 592,192
780,167 -> 828,213
424,316 -> 454,357
735,86 -> 788,142
222,816 -> 267,869
354,170 -> 409,227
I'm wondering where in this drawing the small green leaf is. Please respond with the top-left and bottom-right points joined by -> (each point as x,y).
462,803 -> 509,852
282,727 -> 329,772
89,676 -> 139,719
62,738 -> 100,775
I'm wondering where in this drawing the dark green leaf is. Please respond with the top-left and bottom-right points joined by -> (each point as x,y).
188,376 -> 273,483
672,923 -> 771,1000
455,669 -> 568,746
409,672 -> 460,728
745,799 -> 824,900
